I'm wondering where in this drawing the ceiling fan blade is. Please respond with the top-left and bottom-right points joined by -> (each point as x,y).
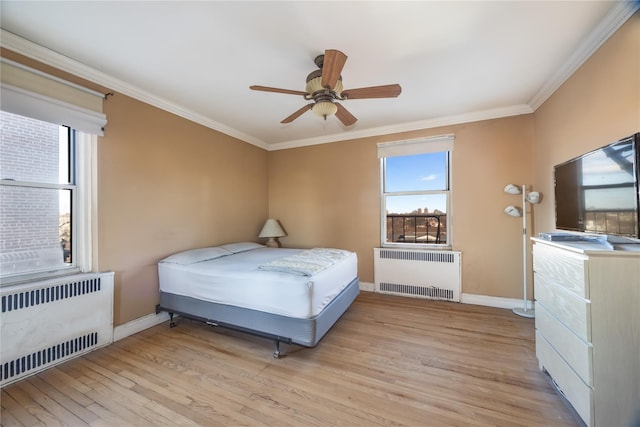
341,84 -> 402,99
321,49 -> 348,89
281,103 -> 314,123
335,103 -> 357,126
250,85 -> 308,96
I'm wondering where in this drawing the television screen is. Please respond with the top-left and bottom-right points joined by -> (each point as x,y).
554,133 -> 640,238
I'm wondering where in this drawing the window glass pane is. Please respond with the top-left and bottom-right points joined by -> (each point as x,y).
59,189 -> 72,263
385,152 -> 447,192
0,111 -> 69,184
385,194 -> 447,244
0,186 -> 70,275
1,110 -> 74,279
386,194 -> 447,215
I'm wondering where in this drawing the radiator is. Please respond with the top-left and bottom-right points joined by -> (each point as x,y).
374,248 -> 461,302
0,272 -> 114,387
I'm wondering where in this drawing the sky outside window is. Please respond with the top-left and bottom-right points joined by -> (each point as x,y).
385,152 -> 447,213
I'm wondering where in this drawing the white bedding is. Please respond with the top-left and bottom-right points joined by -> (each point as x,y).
158,247 -> 358,319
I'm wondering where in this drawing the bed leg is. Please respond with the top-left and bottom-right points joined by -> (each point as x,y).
169,313 -> 176,328
273,340 -> 281,359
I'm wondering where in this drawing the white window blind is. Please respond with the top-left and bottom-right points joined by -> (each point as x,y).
377,134 -> 455,158
0,58 -> 107,135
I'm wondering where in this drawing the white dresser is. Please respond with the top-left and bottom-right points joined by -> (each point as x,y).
532,238 -> 639,427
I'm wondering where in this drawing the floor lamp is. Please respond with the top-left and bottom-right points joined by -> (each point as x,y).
504,184 -> 541,318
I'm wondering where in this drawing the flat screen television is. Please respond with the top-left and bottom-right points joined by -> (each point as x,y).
554,132 -> 640,239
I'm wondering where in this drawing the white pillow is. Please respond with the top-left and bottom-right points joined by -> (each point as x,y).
219,242 -> 265,253
160,247 -> 232,265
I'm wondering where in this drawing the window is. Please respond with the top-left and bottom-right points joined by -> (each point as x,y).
0,58 -> 105,284
0,111 -> 78,280
379,135 -> 453,247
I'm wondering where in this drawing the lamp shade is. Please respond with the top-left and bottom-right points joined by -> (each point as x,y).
526,191 -> 542,204
258,219 -> 287,238
306,76 -> 343,95
503,184 -> 522,195
504,205 -> 522,217
312,101 -> 338,118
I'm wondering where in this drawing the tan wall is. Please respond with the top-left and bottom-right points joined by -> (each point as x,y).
268,114 -> 535,299
534,12 -> 640,234
99,94 -> 268,325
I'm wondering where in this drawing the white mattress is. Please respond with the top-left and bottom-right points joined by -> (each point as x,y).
158,247 -> 358,319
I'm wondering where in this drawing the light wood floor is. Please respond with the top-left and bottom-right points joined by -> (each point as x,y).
1,292 -> 579,426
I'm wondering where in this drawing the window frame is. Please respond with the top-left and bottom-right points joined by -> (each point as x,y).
378,136 -> 453,249
0,123 -> 80,285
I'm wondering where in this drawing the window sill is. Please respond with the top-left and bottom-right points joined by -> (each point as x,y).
0,266 -> 81,287
381,243 -> 453,251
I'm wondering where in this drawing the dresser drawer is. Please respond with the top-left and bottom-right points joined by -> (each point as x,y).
536,331 -> 593,427
533,243 -> 588,298
536,304 -> 593,385
535,275 -> 591,342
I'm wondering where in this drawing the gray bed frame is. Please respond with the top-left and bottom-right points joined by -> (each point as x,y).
156,277 -> 359,358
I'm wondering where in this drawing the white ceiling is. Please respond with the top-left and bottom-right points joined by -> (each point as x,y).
0,1 -> 637,150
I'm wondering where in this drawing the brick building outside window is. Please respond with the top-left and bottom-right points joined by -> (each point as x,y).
0,110 -> 73,278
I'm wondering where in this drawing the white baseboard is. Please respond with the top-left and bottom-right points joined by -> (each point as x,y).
461,293 -> 535,310
364,286 -> 534,310
359,281 -> 375,292
113,311 -> 172,342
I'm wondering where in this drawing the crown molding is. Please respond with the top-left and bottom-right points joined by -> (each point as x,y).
0,29 -> 269,150
528,1 -> 639,110
267,104 -> 533,151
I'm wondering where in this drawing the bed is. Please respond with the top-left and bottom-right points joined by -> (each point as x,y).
155,242 -> 359,358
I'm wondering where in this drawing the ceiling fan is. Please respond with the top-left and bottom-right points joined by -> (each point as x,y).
250,49 -> 401,126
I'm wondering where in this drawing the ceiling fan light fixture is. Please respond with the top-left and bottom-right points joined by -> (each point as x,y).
312,101 -> 338,119
306,74 -> 323,94
306,76 -> 343,95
